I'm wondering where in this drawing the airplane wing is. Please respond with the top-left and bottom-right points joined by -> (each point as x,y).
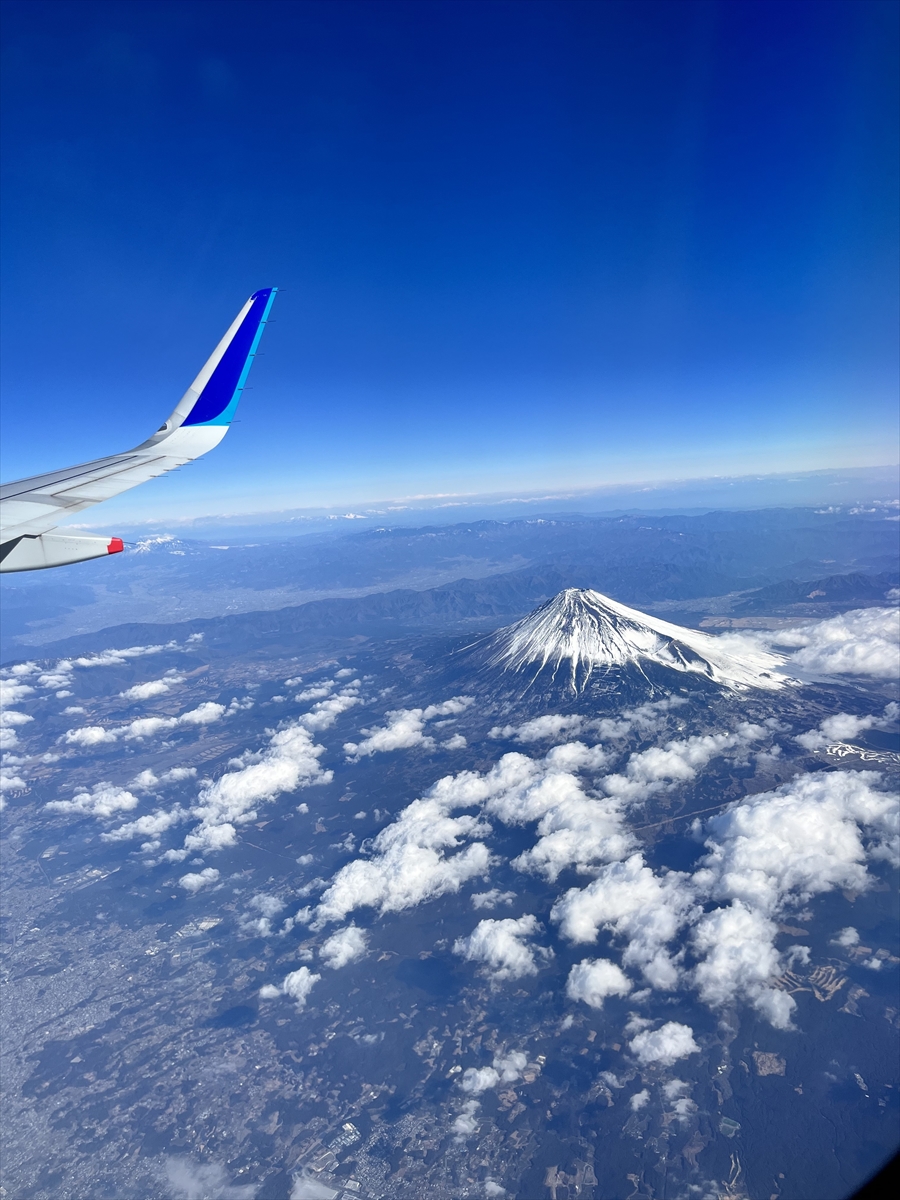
0,287 -> 277,572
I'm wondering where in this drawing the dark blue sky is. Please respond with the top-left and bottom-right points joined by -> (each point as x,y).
1,0 -> 897,517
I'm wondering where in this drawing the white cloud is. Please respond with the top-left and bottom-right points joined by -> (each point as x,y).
63,725 -> 118,746
119,672 -> 184,701
566,958 -> 632,1008
299,683 -> 361,731
131,767 -> 197,790
0,678 -> 35,705
471,889 -> 516,909
0,708 -> 33,749
260,965 -> 321,1009
443,734 -> 467,750
694,770 -> 898,911
453,914 -> 552,982
552,854 -> 695,989
490,714 -> 587,743
722,607 -> 900,679
452,1100 -> 481,1136
344,696 -> 473,758
493,1050 -> 528,1082
166,1157 -> 257,1200
630,1089 -> 650,1111
662,1079 -> 690,1100
290,1175 -> 339,1200
692,902 -> 794,1030
102,807 -> 187,842
0,766 -> 27,792
832,926 -> 859,948
46,782 -> 139,818
600,727 -> 764,806
689,769 -> 897,1027
181,720 -> 332,856
63,703 -> 226,747
629,1021 -> 699,1067
319,924 -> 368,969
313,794 -> 492,926
179,867 -> 220,893
460,1066 -> 499,1094
796,704 -> 896,751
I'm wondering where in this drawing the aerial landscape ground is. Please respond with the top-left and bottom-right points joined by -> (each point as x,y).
1,503 -> 897,1199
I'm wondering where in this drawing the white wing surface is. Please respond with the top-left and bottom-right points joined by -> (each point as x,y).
0,288 -> 276,572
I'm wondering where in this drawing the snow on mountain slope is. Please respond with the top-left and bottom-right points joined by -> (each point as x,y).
484,588 -> 791,692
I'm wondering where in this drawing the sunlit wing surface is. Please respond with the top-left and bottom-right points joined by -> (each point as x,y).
0,287 -> 277,572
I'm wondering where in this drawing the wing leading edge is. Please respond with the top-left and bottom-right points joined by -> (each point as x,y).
0,288 -> 276,572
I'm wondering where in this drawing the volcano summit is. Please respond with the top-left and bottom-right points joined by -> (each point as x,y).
482,587 -> 790,692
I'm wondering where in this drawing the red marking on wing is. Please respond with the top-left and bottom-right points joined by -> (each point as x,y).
107,537 -> 124,555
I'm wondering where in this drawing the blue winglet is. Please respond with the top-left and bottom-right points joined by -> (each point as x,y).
183,287 -> 277,427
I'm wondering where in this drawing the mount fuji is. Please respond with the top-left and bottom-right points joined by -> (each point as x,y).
478,587 -> 791,693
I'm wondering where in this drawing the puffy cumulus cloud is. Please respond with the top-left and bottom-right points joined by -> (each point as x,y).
101,806 -> 187,843
63,724 -> 118,746
453,914 -> 552,982
566,958 -> 632,1008
166,1157 -> 257,1200
319,924 -> 368,969
456,1051 -> 532,1097
832,926 -> 859,948
239,892 -> 287,936
489,699 -> 684,747
130,767 -> 197,791
694,770 -> 898,910
628,1021 -> 699,1067
452,1100 -> 481,1136
490,714 -> 587,743
0,707 -> 33,749
299,682 -> 362,732
119,672 -> 184,701
0,677 -> 36,705
63,703 -> 226,747
692,902 -> 794,1030
460,1066 -> 500,1094
471,889 -> 516,909
443,733 -> 468,751
290,1174 -> 339,1200
260,965 -> 321,1009
689,770 -> 898,1027
630,1089 -> 650,1111
600,727 -> 764,807
0,766 -> 27,793
552,854 -> 696,989
46,782 -> 139,818
424,749 -> 631,880
506,768 -> 632,881
180,721 -> 332,857
722,608 -> 900,679
179,867 -> 220,893
38,642 -> 180,696
344,695 -> 473,759
795,703 -> 897,751
312,742 -> 639,928
313,796 -> 492,926
493,1050 -> 528,1082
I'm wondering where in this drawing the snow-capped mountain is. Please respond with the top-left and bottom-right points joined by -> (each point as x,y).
481,588 -> 790,692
